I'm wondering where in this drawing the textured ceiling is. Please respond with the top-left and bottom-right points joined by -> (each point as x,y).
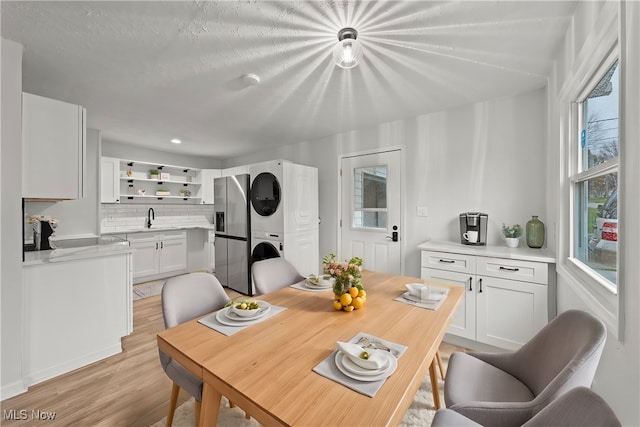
2,1 -> 576,159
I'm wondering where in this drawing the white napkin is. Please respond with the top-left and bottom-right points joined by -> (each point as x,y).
336,341 -> 386,370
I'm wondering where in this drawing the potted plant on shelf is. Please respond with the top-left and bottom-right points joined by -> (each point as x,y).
501,223 -> 522,248
149,169 -> 159,180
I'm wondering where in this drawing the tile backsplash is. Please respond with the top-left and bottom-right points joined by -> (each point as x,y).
100,203 -> 214,233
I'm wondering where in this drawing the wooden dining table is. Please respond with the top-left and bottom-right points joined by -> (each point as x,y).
157,270 -> 463,427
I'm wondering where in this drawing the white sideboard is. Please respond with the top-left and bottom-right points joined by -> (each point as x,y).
418,241 -> 556,350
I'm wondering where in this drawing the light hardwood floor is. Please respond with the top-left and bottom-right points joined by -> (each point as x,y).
1,284 -> 460,426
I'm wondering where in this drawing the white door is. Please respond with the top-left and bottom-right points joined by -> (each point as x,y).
340,150 -> 402,274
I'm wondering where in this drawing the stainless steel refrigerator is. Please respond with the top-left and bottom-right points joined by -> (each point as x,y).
214,174 -> 252,295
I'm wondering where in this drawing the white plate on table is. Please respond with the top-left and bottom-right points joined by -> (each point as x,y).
215,302 -> 271,326
334,350 -> 397,382
305,277 -> 334,289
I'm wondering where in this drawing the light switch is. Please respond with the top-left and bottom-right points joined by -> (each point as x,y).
416,206 -> 429,217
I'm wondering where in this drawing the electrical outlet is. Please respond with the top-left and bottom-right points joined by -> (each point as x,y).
416,206 -> 429,217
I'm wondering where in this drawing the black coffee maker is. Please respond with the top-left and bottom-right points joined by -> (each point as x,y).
459,212 -> 488,246
33,219 -> 57,250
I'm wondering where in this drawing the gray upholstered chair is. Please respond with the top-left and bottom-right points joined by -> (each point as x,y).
159,272 -> 230,427
432,386 -> 620,427
251,257 -> 304,295
444,310 -> 607,427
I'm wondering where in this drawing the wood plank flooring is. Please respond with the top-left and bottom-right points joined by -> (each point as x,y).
1,286 -> 460,426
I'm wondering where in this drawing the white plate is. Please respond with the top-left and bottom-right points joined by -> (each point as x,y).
334,351 -> 397,382
402,291 -> 446,303
340,350 -> 391,376
215,304 -> 271,326
305,277 -> 334,289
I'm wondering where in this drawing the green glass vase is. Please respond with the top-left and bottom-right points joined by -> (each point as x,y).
526,216 -> 545,248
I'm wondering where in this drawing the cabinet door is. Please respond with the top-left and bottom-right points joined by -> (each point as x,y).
100,157 -> 120,203
22,92 -> 85,199
476,276 -> 547,350
421,268 -> 476,340
159,238 -> 187,273
130,240 -> 159,278
200,169 -> 221,204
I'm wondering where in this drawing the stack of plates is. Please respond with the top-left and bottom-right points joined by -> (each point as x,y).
401,288 -> 448,303
334,350 -> 397,382
304,276 -> 334,290
215,301 -> 271,326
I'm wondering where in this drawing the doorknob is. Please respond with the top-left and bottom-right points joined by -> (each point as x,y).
385,225 -> 399,242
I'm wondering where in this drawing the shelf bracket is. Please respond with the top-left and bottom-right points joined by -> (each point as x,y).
127,162 -> 134,167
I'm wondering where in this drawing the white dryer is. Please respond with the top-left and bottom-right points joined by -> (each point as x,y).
251,230 -> 284,262
249,160 -> 319,234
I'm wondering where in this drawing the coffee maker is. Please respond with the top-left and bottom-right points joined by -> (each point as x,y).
459,212 -> 488,246
31,216 -> 57,250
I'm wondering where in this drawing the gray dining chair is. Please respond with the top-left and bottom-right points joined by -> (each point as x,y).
251,257 -> 305,295
444,310 -> 607,427
432,386 -> 621,427
159,272 -> 231,427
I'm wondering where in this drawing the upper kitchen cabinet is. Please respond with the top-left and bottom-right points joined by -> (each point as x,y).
199,168 -> 222,204
22,93 -> 86,200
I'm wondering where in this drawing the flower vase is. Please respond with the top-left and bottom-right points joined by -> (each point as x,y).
526,216 -> 545,248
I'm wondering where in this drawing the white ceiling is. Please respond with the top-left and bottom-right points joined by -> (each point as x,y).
2,1 -> 577,159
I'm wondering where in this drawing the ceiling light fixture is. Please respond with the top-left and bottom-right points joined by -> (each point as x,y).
333,27 -> 363,69
241,73 -> 261,86
170,138 -> 182,144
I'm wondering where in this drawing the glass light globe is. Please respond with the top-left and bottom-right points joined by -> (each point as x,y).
333,28 -> 363,69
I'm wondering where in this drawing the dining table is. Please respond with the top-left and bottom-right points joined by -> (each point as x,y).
157,269 -> 463,427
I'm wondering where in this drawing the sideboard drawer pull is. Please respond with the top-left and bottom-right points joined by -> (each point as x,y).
499,266 -> 520,272
439,259 -> 455,264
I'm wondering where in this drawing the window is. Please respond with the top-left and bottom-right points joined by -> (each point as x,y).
570,60 -> 619,292
352,165 -> 387,229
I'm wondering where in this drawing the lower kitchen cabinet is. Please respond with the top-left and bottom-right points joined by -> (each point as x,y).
420,244 -> 555,350
128,230 -> 186,283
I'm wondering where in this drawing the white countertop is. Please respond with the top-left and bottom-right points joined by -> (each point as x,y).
417,240 -> 556,263
23,243 -> 134,266
100,224 -> 216,235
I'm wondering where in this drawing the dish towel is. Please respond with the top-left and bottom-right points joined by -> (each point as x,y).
312,332 -> 408,397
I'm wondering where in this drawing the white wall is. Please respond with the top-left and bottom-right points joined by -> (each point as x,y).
549,2 -> 640,425
227,88 -> 548,278
101,140 -> 222,170
1,38 -> 26,399
24,129 -> 100,238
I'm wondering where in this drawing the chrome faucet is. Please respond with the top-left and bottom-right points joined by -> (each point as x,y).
146,208 -> 155,228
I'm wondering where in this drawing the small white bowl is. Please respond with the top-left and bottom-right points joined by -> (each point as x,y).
231,302 -> 261,318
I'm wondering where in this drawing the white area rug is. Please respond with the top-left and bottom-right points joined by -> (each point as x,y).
150,357 -> 446,426
133,280 -> 166,301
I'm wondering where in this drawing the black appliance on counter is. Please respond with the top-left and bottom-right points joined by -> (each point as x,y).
459,212 -> 488,246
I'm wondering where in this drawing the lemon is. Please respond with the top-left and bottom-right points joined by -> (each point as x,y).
348,287 -> 359,298
333,300 -> 343,311
343,304 -> 354,312
358,289 -> 366,298
352,296 -> 364,309
339,293 -> 353,306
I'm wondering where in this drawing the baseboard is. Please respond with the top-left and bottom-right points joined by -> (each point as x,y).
24,343 -> 123,388
1,380 -> 28,401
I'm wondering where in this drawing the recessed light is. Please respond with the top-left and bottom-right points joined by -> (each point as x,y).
241,73 -> 261,86
170,138 -> 182,144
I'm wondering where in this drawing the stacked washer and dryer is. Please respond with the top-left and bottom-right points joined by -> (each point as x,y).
249,160 -> 319,277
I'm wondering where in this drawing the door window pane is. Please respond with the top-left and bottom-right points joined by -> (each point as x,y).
353,166 -> 387,229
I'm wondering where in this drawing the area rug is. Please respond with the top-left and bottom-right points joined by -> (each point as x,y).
150,358 -> 446,426
133,280 -> 166,301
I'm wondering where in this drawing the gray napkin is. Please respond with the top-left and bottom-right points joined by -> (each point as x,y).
312,332 -> 408,398
198,305 -> 287,336
394,291 -> 447,310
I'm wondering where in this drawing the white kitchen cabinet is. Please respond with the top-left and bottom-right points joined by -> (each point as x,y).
200,168 -> 222,204
128,231 -> 186,283
221,165 -> 250,177
22,92 -> 86,200
420,246 -> 555,350
100,156 -> 120,203
23,252 -> 132,387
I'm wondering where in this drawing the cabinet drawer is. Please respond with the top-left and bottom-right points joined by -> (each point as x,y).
421,251 -> 476,274
477,257 -> 548,285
